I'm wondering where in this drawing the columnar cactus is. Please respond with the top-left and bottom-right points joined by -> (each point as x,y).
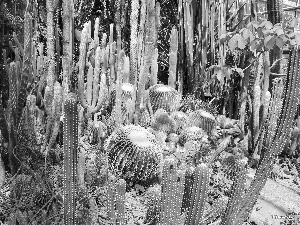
185,163 -> 210,225
233,46 -> 300,225
220,160 -> 247,224
63,93 -> 78,224
78,22 -> 108,117
168,27 -> 178,89
107,175 -> 126,225
160,158 -> 185,224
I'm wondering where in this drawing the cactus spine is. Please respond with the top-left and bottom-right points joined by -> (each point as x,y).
63,93 -> 78,224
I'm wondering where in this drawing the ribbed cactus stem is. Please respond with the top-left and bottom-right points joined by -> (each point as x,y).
234,46 -> 300,225
77,149 -> 85,189
92,47 -> 101,108
63,93 -> 78,224
151,48 -> 158,86
220,161 -> 247,224
107,175 -> 117,223
115,50 -> 125,128
168,27 -> 178,89
17,10 -> 32,126
129,0 -> 139,85
160,158 -> 185,224
115,179 -> 126,225
94,17 -> 100,47
123,56 -> 130,83
78,23 -> 89,109
185,163 -> 210,225
86,64 -> 94,106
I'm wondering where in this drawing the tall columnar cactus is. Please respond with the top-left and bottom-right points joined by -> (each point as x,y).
160,158 -> 185,224
62,0 -> 74,104
168,27 -> 178,89
220,160 -> 247,224
135,0 -> 156,122
63,93 -> 78,224
107,175 -> 126,224
44,0 -> 58,116
233,46 -> 300,225
185,163 -> 210,225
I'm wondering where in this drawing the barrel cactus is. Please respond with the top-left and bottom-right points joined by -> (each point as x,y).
187,109 -> 216,135
104,125 -> 162,182
148,84 -> 181,113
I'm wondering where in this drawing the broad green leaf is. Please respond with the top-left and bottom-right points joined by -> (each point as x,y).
264,21 -> 273,30
290,18 -> 298,28
242,29 -> 251,40
249,32 -> 255,42
257,28 -> 264,38
275,37 -> 284,49
264,35 -> 275,50
228,35 -> 238,51
236,34 -> 246,49
276,28 -> 284,36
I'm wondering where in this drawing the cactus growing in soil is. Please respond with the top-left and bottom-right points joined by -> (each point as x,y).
63,93 -> 78,224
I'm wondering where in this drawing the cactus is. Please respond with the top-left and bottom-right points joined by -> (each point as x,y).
233,46 -> 300,225
104,125 -> 161,182
220,160 -> 247,224
168,27 -> 178,89
148,84 -> 181,113
160,158 -> 185,224
186,109 -> 216,135
185,163 -> 210,225
63,93 -> 78,224
129,0 -> 139,85
107,175 -> 126,224
78,22 -> 108,117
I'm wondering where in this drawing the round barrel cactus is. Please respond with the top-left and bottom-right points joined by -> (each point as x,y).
187,109 -> 216,135
148,84 -> 181,113
104,125 -> 162,182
